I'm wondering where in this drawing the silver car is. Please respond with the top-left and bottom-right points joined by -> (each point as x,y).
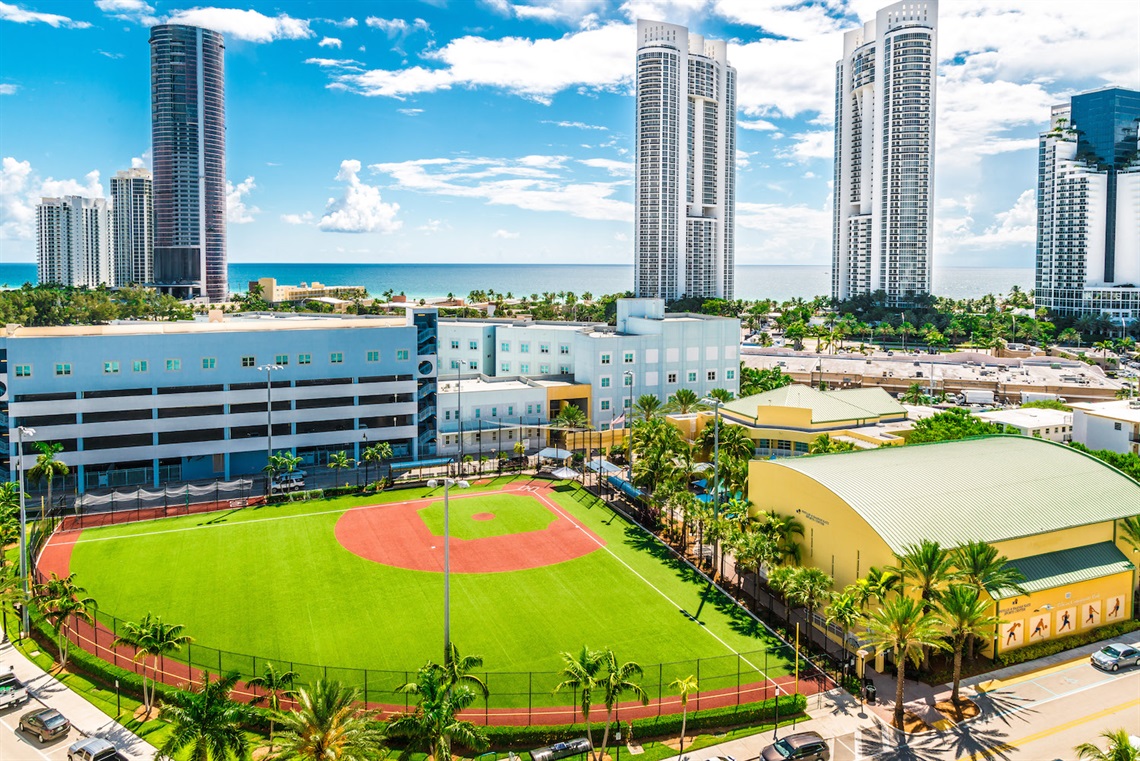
1090,642 -> 1140,672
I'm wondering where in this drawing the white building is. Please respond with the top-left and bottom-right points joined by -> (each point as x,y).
1034,88 -> 1140,321
36,196 -> 113,288
436,376 -> 567,459
439,299 -> 740,430
635,20 -> 736,301
832,1 -> 937,306
976,407 -> 1073,442
1070,399 -> 1140,455
110,168 -> 154,287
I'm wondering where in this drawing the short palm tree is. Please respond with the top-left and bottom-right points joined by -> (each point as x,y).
361,442 -> 394,486
865,597 -> 946,730
788,567 -> 834,650
825,591 -> 861,662
441,642 -> 489,698
389,662 -> 487,761
632,394 -> 663,422
1075,729 -> 1140,761
730,529 -> 778,612
893,539 -> 957,669
951,540 -> 1027,597
669,675 -> 698,759
596,649 -> 648,761
706,387 -> 734,403
762,511 -> 805,565
664,388 -> 704,414
273,679 -> 387,761
113,613 -> 193,717
328,451 -> 354,489
28,441 -> 69,514
159,671 -> 254,761
247,662 -> 298,752
1117,516 -> 1140,554
554,646 -> 603,757
939,584 -> 1002,705
852,566 -> 900,610
35,572 -> 96,669
0,483 -> 20,570
0,564 -> 25,642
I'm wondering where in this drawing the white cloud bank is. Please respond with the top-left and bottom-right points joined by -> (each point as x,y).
0,1 -> 91,28
319,159 -> 402,233
226,176 -> 259,224
1,157 -> 104,240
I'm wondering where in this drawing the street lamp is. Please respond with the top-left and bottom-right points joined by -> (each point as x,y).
623,370 -> 634,480
454,360 -> 470,474
427,477 -> 469,664
257,364 -> 284,491
15,425 -> 35,638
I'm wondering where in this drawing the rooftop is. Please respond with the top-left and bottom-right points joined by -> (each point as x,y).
3,313 -> 406,338
438,375 -> 575,394
761,436 -> 1140,554
1070,399 -> 1140,423
976,407 -> 1073,428
723,384 -> 905,424
991,542 -> 1134,600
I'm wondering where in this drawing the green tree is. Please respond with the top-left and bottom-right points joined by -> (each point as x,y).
865,597 -> 946,730
0,564 -> 25,642
808,434 -> 857,454
907,408 -> 1006,444
247,662 -> 298,752
706,387 -> 734,403
553,646 -> 603,757
1075,729 -> 1140,761
851,566 -> 900,611
28,441 -> 69,514
389,662 -> 488,761
668,675 -> 698,759
825,591 -> 861,662
787,567 -> 834,650
113,613 -> 193,717
273,679 -> 387,761
950,540 -> 1026,660
939,585 -> 1002,705
1119,516 -> 1140,554
664,388 -> 704,414
361,442 -> 393,487
328,451 -> 354,489
730,529 -> 779,612
159,671 -> 254,761
761,511 -> 805,565
901,383 -> 927,405
0,482 -> 19,569
35,572 -> 96,669
739,364 -> 793,397
893,539 -> 957,669
597,649 -> 648,761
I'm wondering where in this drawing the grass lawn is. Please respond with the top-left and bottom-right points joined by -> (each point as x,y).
68,478 -> 795,708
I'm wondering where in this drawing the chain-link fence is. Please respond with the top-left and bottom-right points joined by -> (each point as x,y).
57,478 -> 259,529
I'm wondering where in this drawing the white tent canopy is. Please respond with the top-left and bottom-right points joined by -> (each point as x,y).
537,447 -> 573,460
585,459 -> 622,474
550,466 -> 579,480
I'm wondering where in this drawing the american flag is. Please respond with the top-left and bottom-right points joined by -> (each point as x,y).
611,413 -> 626,429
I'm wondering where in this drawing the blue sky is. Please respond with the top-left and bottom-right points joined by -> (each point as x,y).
1,0 -> 1137,268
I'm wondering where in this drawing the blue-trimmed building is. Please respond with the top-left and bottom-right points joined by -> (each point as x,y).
1,309 -> 439,492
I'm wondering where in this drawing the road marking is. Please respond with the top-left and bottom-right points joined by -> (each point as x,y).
0,714 -> 56,761
975,655 -> 1089,692
955,696 -> 1140,760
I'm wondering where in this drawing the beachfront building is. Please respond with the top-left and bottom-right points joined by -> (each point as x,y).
1070,398 -> 1140,455
749,436 -> 1139,661
1034,87 -> 1140,321
975,407 -> 1073,442
36,196 -> 114,288
439,299 -> 740,430
635,20 -> 737,301
251,277 -> 368,305
110,168 -> 154,287
832,1 -> 938,305
1,309 -> 439,491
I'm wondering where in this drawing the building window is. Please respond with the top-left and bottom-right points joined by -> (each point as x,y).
491,407 -> 498,417
539,364 -> 550,374
726,369 -> 735,380
330,352 -> 344,364
707,370 -> 717,381
500,362 -> 511,373
102,361 -> 120,374
132,360 -> 148,373
475,408 -> 481,419
559,365 -> 571,374
601,377 -> 611,388
14,364 -> 31,377
241,356 -> 256,368
298,354 -> 311,365
623,398 -> 631,409
539,343 -> 550,354
1115,422 -> 1123,431
275,354 -> 289,366
559,344 -> 570,355
501,341 -> 510,352
520,342 -> 530,353
469,360 -> 478,371
527,404 -> 533,415
601,353 -> 612,365
367,350 -> 380,362
536,403 -> 543,415
55,363 -> 72,376
667,372 -> 677,383
450,360 -> 460,370
623,351 -> 635,363
507,405 -> 514,415
166,359 -> 182,371
469,340 -> 478,351
396,350 -> 410,361
445,410 -> 451,420
451,340 -> 460,350
688,371 -> 697,382
624,374 -> 634,386
601,399 -> 611,411
601,423 -> 610,431
201,358 -> 216,370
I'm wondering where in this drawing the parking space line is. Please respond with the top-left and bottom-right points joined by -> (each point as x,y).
0,715 -> 56,761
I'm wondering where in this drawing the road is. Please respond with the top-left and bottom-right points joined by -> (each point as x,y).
825,659 -> 1139,760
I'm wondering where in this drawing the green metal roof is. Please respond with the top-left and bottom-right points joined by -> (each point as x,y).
723,384 -> 905,424
991,542 -> 1134,600
764,436 -> 1140,554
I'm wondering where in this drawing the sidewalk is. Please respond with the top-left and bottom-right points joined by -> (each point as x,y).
1,639 -> 157,761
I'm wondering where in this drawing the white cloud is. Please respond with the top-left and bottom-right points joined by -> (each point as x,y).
365,16 -> 430,34
319,36 -> 342,48
614,231 -> 629,242
738,119 -> 778,132
319,159 -> 402,233
619,0 -> 708,24
542,120 -> 609,130
322,23 -> 634,104
226,176 -> 259,224
735,149 -> 752,170
371,155 -> 632,222
493,229 -> 520,239
1,157 -> 104,241
418,218 -> 446,233
736,201 -> 831,263
281,211 -> 315,225
0,1 -> 91,27
937,189 -> 1037,253
578,158 -> 632,175
0,83 -> 17,95
164,8 -> 313,43
305,57 -> 363,69
131,156 -> 146,169
777,131 -> 833,163
398,107 -> 424,116
94,0 -> 156,25
504,0 -> 607,25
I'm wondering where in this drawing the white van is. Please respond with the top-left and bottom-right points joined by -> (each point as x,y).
271,473 -> 306,493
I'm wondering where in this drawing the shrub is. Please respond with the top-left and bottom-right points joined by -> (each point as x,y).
996,619 -> 1140,666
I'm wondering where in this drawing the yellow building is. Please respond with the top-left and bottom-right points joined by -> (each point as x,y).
748,436 -> 1139,657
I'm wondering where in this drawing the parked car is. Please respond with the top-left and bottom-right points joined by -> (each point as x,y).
19,707 -> 71,743
69,737 -> 127,761
271,472 -> 306,492
0,665 -> 30,709
1090,642 -> 1140,672
760,732 -> 830,761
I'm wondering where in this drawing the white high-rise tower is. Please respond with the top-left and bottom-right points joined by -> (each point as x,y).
832,1 -> 937,306
110,167 -> 154,287
635,20 -> 736,302
36,196 -> 113,288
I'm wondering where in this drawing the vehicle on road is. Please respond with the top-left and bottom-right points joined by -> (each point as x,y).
0,665 -> 29,709
19,707 -> 71,743
760,732 -> 830,761
271,472 -> 306,492
1090,642 -> 1140,671
69,737 -> 127,761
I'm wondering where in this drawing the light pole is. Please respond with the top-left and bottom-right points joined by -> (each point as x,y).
455,360 -> 469,474
427,477 -> 469,664
623,370 -> 634,481
15,425 -> 35,638
258,364 -> 283,491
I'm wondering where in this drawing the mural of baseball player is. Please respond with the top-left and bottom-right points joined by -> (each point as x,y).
1056,607 -> 1075,634
1083,601 -> 1101,628
1029,615 -> 1050,641
1002,620 -> 1023,648
1106,596 -> 1123,621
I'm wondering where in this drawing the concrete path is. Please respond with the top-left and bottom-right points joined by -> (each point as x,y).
0,639 -> 156,761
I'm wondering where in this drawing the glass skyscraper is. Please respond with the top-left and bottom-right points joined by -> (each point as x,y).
150,24 -> 227,302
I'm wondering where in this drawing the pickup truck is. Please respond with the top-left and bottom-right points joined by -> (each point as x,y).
0,665 -> 30,709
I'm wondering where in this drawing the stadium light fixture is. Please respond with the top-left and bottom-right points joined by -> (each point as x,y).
427,477 -> 469,664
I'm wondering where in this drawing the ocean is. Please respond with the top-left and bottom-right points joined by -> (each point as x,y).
0,262 -> 1035,302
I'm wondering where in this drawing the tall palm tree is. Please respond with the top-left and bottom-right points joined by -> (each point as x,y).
389,663 -> 487,761
706,387 -> 734,403
551,404 -> 590,449
762,511 -> 805,566
35,572 -> 96,668
159,671 -> 254,761
28,441 -> 69,514
730,529 -> 778,612
893,540 -> 957,670
554,646 -> 603,757
865,597 -> 946,730
951,540 -> 1026,660
826,591 -> 861,662
664,388 -> 704,414
668,675 -> 698,759
0,482 -> 19,569
939,585 -> 1002,705
1117,516 -> 1140,554
788,567 -> 834,650
327,451 -> 354,489
851,566 -> 900,611
361,442 -> 394,486
273,679 -> 387,761
632,394 -> 663,422
0,564 -> 24,642
113,613 -> 193,717
1075,729 -> 1140,761
441,642 -> 489,699
597,649 -> 648,761
247,662 -> 298,752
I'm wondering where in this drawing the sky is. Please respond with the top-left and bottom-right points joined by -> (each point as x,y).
1,0 -> 1138,270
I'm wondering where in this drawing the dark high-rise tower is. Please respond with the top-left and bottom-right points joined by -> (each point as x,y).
150,24 -> 227,301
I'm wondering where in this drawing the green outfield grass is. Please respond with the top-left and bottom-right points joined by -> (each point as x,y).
68,478 -> 797,707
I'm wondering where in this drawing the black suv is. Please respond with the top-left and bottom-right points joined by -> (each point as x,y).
760,732 -> 830,761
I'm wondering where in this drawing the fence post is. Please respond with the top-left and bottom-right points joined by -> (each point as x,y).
364,669 -> 368,705
657,664 -> 662,716
696,658 -> 701,711
736,654 -> 741,705
218,648 -> 222,675
528,672 -> 533,726
485,671 -> 489,724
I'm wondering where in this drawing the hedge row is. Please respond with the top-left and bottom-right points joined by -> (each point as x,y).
996,619 -> 1140,666
478,694 -> 807,749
